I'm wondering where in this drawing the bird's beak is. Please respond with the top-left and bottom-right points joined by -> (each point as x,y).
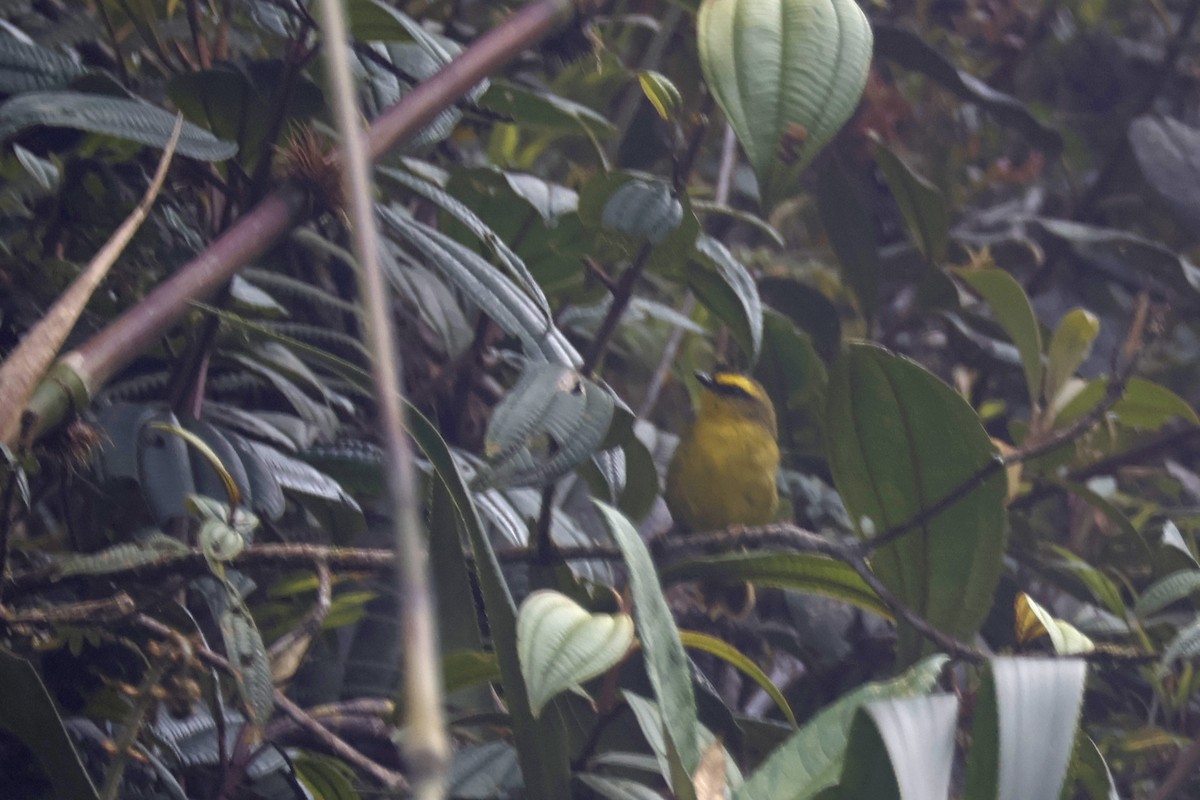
694,371 -> 714,388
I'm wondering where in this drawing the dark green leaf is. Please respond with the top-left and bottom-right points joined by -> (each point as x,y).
662,552 -> 887,618
687,236 -> 763,362
816,158 -> 879,317
873,140 -> 949,262
825,344 -> 1006,663
954,267 -> 1043,405
0,91 -> 237,160
874,24 -> 1062,155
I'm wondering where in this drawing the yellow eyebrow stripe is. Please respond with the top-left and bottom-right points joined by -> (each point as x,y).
712,373 -> 766,400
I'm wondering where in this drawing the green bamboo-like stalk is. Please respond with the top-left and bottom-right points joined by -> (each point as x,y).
19,0 -> 576,448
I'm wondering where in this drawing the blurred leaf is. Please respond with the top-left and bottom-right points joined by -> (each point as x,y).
602,178 -> 684,244
479,79 -> 617,139
1055,377 -> 1199,429
380,206 -> 579,364
687,236 -> 763,361
595,502 -> 701,774
1044,309 -> 1099,410
1015,592 -> 1096,655
0,91 -> 237,160
825,344 -> 1006,664
638,70 -> 683,120
1128,115 -> 1200,234
758,278 -> 842,362
734,655 -> 947,800
1036,219 -> 1200,305
663,552 -> 887,618
874,24 -> 1062,155
679,630 -> 797,726
955,266 -> 1043,406
442,650 -> 501,695
964,658 -> 1087,800
1136,570 -> 1200,618
623,692 -> 743,794
219,603 -> 274,728
516,590 -> 634,717
698,0 -> 873,209
837,695 -> 959,800
474,363 -> 615,489
873,139 -> 949,262
816,158 -> 879,317
0,35 -> 87,93
294,752 -> 361,800
0,648 -> 101,800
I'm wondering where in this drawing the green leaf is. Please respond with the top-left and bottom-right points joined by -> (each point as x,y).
0,91 -> 237,160
1136,570 -> 1200,618
838,695 -> 959,800
816,158 -> 880,317
0,648 -> 101,800
294,752 -> 362,800
441,650 -> 501,694
638,70 -> 683,120
622,692 -> 743,794
478,79 -> 617,140
446,447 -> 575,797
1045,309 -> 1099,409
380,206 -> 579,364
1162,616 -> 1200,668
601,178 -> 684,244
1056,376 -> 1200,430
697,0 -> 873,210
1036,218 -> 1200,305
516,590 -> 635,717
688,235 -> 764,362
873,139 -> 949,262
473,363 -> 615,489
964,658 -> 1087,800
595,501 -> 701,774
379,163 -> 551,317
662,552 -> 888,618
0,35 -> 88,94
954,267 -> 1043,406
679,630 -> 797,727
825,344 -> 1006,664
734,655 -> 948,800
219,602 -> 274,727
873,24 -> 1062,155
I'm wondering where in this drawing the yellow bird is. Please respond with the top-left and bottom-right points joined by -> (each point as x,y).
665,371 -> 781,615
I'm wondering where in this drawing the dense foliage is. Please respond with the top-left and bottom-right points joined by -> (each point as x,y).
3,0 -> 1200,798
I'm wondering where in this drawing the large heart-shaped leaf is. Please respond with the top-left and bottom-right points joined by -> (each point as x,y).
517,590 -> 635,717
698,0 -> 873,210
825,344 -> 1007,664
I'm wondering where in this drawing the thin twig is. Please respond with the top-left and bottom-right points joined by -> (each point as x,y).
0,593 -> 135,625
